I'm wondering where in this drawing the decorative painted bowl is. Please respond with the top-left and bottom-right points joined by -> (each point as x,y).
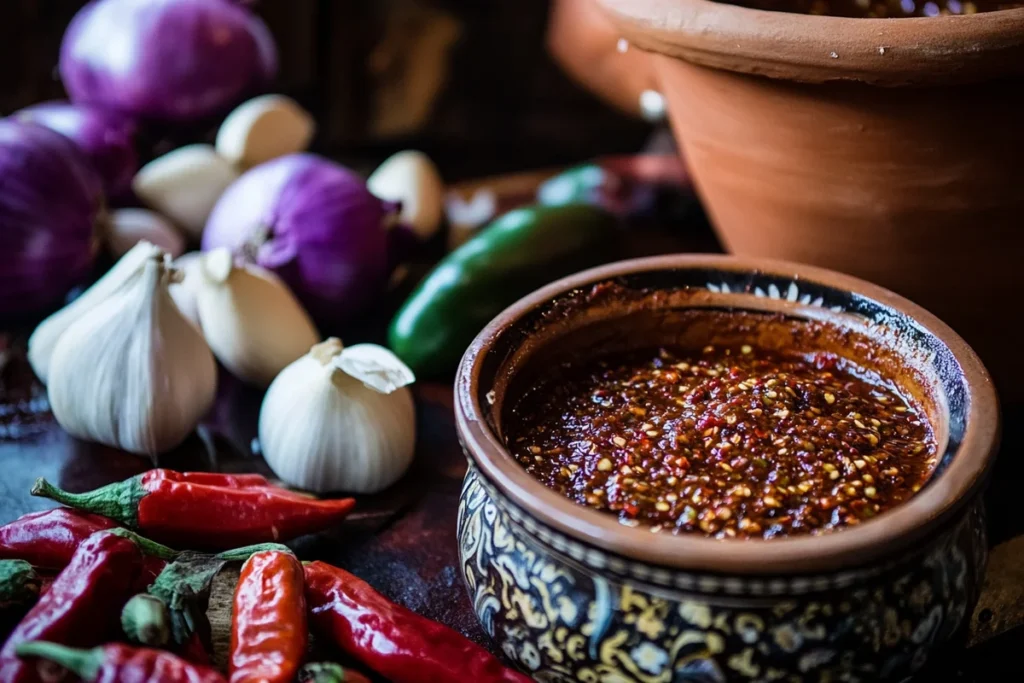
454,255 -> 999,682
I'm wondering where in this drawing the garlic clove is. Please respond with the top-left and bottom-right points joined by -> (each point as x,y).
107,208 -> 186,260
167,252 -> 203,331
47,254 -> 217,455
367,150 -> 444,241
215,94 -> 316,170
28,241 -> 163,384
259,338 -> 416,494
132,144 -> 239,240
195,247 -> 319,387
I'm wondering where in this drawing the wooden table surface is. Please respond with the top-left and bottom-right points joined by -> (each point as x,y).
2,179 -> 1024,681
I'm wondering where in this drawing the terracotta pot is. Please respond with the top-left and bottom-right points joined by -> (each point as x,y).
595,0 -> 1024,398
455,255 -> 999,681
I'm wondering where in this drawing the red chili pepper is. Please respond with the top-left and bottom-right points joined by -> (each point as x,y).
0,531 -> 144,682
146,470 -> 270,489
147,541 -> 293,647
0,508 -> 169,588
14,642 -> 225,683
304,561 -> 531,683
178,631 -> 211,667
230,550 -> 307,683
0,508 -> 115,569
31,471 -> 356,549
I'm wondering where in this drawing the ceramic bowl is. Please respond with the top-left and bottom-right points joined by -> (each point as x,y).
595,0 -> 1024,399
455,255 -> 999,682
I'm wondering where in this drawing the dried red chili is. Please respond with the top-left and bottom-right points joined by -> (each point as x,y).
14,642 -> 225,683
31,469 -> 355,549
0,531 -> 144,682
304,561 -> 531,683
508,344 -> 937,539
229,550 -> 307,683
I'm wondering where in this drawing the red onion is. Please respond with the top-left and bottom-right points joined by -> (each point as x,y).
202,154 -> 396,326
15,101 -> 138,199
0,120 -> 104,317
60,0 -> 278,123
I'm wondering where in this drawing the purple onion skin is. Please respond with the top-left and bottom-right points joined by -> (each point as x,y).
0,120 -> 103,317
60,0 -> 278,123
202,154 -> 395,326
15,101 -> 138,199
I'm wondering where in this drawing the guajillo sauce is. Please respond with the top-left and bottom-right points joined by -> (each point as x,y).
506,344 -> 937,540
723,0 -> 1023,17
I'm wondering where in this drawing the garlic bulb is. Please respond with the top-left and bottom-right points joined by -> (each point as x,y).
367,150 -> 444,241
259,338 -> 416,493
47,254 -> 217,456
195,248 -> 319,387
107,208 -> 186,260
28,241 -> 163,384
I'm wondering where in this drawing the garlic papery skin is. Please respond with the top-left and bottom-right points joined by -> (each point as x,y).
47,255 -> 217,456
168,252 -> 203,331
259,338 -> 416,494
28,240 -> 163,384
195,248 -> 319,387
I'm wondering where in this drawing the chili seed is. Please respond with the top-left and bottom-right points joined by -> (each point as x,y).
507,341 -> 935,540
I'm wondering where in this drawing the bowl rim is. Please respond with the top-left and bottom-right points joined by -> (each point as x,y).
596,0 -> 1024,86
454,254 -> 1000,575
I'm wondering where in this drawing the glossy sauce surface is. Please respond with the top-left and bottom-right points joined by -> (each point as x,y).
506,343 -> 937,539
725,0 -> 1022,16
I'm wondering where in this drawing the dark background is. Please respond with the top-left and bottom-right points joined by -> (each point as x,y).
3,2 -> 1024,680
0,0 -> 652,179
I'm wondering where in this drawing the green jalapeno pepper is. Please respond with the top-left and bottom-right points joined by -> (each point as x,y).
388,203 -> 619,376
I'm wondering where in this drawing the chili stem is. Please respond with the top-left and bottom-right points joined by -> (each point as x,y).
15,642 -> 101,681
215,542 -> 292,561
30,477 -> 142,528
108,528 -> 179,561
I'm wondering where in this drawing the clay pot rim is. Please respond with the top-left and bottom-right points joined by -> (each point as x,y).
597,0 -> 1024,85
454,254 -> 1000,575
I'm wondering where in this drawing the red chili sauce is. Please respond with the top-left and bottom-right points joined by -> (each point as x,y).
506,343 -> 937,539
725,0 -> 1022,17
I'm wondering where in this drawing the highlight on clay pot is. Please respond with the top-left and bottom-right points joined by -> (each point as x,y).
547,0 -> 663,119
595,0 -> 1024,399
